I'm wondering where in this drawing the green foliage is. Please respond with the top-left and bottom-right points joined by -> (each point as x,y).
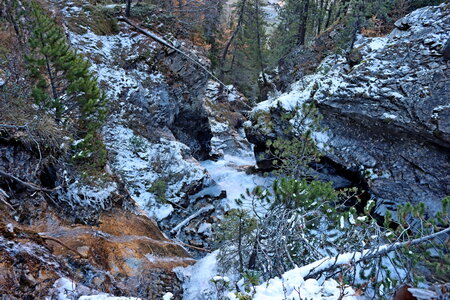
216,209 -> 258,273
148,180 -> 167,203
272,178 -> 338,209
26,1 -> 108,172
266,102 -> 324,179
220,0 -> 269,101
130,135 -> 146,154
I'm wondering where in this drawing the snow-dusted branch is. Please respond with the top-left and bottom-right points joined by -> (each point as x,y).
170,204 -> 215,236
117,17 -> 229,91
303,226 -> 450,280
0,123 -> 28,130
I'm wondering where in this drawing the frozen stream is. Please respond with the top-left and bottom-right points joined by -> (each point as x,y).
201,153 -> 272,210
178,148 -> 273,299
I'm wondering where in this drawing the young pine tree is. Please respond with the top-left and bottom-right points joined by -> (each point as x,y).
26,1 -> 108,170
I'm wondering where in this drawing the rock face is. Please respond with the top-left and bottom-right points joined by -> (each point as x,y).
0,128 -> 192,299
247,4 -> 450,215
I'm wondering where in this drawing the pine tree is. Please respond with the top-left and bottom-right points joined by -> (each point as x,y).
26,1 -> 108,170
219,0 -> 269,101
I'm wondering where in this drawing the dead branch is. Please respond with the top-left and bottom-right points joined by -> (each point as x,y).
304,226 -> 450,280
117,16 -> 230,92
177,240 -> 211,253
0,169 -> 61,193
0,188 -> 15,211
40,235 -> 86,259
0,124 -> 29,130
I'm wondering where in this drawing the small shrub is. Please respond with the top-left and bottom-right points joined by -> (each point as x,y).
148,180 -> 167,203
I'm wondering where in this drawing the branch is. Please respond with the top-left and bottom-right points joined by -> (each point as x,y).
39,235 -> 86,258
177,240 -> 211,253
117,17 -> 230,91
0,123 -> 28,130
170,204 -> 214,236
0,169 -> 61,193
303,227 -> 450,280
0,188 -> 15,211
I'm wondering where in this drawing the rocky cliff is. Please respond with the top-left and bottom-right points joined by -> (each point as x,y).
0,0 -> 251,298
247,3 -> 450,216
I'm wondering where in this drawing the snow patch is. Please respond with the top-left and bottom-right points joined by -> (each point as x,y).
103,124 -> 207,221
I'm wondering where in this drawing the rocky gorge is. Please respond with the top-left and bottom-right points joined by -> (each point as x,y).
247,3 -> 450,217
0,1 -> 449,299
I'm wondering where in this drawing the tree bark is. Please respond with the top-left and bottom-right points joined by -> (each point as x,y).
125,0 -> 132,17
255,0 -> 267,85
220,0 -> 247,79
304,226 -> 450,280
297,0 -> 310,46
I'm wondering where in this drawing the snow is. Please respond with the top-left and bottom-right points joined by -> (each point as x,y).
162,292 -> 174,300
176,251 -> 220,300
53,278 -> 76,300
367,37 -> 388,51
382,113 -> 397,120
79,296 -> 140,300
62,180 -> 117,210
197,222 -> 212,236
50,278 -> 141,300
103,124 -> 207,221
201,154 -> 272,210
234,268 -> 357,300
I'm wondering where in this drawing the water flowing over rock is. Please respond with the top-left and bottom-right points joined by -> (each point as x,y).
247,4 -> 450,215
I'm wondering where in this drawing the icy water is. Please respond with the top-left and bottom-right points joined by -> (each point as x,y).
179,150 -> 273,299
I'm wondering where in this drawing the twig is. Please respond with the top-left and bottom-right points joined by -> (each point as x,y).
177,240 -> 211,253
40,235 -> 86,258
0,188 -> 15,211
0,123 -> 28,130
165,199 -> 185,210
0,169 -> 61,192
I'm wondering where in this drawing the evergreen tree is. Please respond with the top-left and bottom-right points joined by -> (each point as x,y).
26,1 -> 108,170
220,0 -> 269,101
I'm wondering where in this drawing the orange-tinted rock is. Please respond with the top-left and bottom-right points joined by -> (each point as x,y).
0,206 -> 194,298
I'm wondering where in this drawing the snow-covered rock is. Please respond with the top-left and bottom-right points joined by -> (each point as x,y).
247,3 -> 450,215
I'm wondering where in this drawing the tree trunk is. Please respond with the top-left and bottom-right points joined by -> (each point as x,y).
125,0 -> 132,17
316,0 -> 325,35
255,0 -> 267,85
297,0 -> 310,46
220,0 -> 247,80
238,215 -> 244,273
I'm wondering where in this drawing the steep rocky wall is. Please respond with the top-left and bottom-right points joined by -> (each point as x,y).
247,4 -> 450,215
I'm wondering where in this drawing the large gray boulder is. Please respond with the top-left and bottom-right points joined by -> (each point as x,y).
247,4 -> 450,215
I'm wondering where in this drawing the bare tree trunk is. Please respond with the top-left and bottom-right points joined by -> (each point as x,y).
297,0 -> 310,46
125,0 -> 132,17
255,0 -> 267,85
220,0 -> 247,79
238,215 -> 244,273
316,0 -> 325,35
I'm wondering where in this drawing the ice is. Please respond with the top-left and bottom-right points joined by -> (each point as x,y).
201,154 -> 272,210
176,251 -> 219,300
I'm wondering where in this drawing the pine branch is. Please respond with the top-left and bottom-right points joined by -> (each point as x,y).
303,227 -> 450,280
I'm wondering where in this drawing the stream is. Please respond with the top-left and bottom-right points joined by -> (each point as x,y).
178,140 -> 273,299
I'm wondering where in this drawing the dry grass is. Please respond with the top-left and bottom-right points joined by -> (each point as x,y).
66,4 -> 120,35
0,92 -> 68,155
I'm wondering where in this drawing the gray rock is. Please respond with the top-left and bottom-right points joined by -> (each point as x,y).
248,4 -> 450,215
